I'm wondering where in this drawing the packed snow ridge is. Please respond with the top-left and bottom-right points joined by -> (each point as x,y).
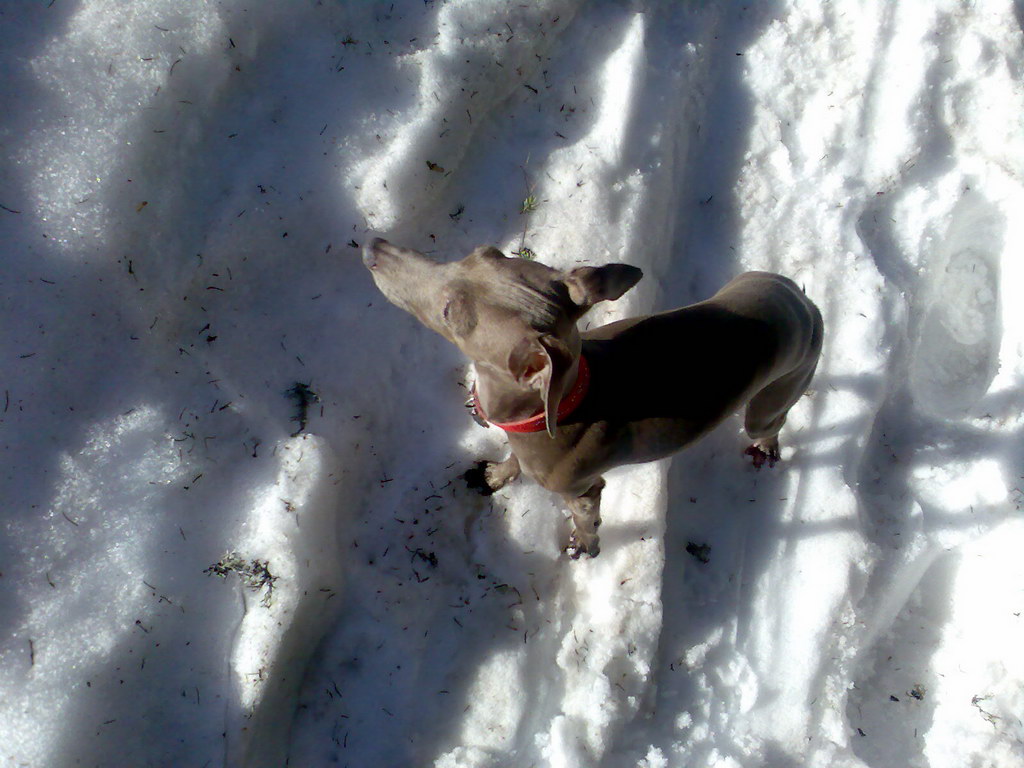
1,2 -> 1023,767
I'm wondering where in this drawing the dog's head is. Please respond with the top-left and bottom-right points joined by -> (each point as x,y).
362,238 -> 642,435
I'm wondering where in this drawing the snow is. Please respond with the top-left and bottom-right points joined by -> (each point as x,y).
1,1 -> 1022,766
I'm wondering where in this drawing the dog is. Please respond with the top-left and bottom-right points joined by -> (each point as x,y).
361,238 -> 823,558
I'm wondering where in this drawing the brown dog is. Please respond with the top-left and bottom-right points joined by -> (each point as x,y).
362,238 -> 823,558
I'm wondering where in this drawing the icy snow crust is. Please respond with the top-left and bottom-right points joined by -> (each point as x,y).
1,1 -> 1023,766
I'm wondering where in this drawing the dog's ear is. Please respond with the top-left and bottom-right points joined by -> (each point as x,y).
467,245 -> 507,261
563,264 -> 643,312
508,334 -> 575,437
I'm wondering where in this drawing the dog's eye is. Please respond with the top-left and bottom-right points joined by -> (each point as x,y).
441,292 -> 476,334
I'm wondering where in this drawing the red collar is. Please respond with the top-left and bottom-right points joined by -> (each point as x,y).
472,354 -> 591,433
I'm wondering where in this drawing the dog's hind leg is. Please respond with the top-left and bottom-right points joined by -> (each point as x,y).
743,362 -> 817,469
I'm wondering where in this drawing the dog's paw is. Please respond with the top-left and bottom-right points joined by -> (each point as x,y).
744,442 -> 780,470
565,532 -> 600,560
463,457 -> 520,495
462,461 -> 497,496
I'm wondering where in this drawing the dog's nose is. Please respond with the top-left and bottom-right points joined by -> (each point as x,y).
362,237 -> 386,269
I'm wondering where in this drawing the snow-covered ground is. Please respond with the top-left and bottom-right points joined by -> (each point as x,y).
2,1 -> 1023,766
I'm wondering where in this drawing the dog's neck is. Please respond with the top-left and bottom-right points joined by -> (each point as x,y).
473,356 -> 587,432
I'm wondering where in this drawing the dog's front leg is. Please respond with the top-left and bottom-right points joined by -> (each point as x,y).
564,478 -> 605,559
464,453 -> 521,496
